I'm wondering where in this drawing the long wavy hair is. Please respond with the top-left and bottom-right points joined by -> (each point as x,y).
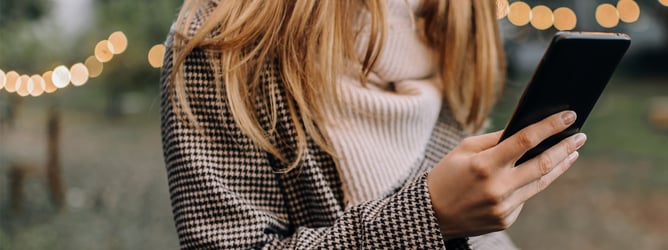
170,0 -> 506,171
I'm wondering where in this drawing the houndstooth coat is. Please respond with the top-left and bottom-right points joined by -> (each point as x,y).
159,5 -> 474,250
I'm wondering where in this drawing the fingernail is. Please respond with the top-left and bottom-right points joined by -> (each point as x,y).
568,151 -> 579,162
562,111 -> 577,125
573,133 -> 587,149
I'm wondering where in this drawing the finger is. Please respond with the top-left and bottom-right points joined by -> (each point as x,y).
492,111 -> 577,164
461,130 -> 504,151
511,133 -> 586,189
505,151 -> 579,206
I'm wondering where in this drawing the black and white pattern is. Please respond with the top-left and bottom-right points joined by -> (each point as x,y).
160,38 -> 472,249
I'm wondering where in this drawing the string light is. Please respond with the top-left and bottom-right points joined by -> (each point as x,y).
498,1 -> 646,29
0,31 -> 127,97
596,3 -> 620,28
497,0 -> 510,20
70,63 -> 90,87
43,71 -> 57,94
85,56 -> 103,78
0,69 -> 6,91
29,75 -> 46,97
530,5 -> 554,30
108,31 -> 128,55
618,0 -> 640,23
5,71 -> 19,93
16,75 -> 31,97
148,44 -> 166,68
508,1 -> 531,26
95,40 -> 114,63
52,65 -> 71,89
553,7 -> 577,31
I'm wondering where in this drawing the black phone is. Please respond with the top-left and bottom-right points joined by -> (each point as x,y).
499,31 -> 631,165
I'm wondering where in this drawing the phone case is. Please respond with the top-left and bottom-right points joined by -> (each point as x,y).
500,31 -> 631,165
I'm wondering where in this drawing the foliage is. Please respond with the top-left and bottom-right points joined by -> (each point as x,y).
0,0 -> 51,25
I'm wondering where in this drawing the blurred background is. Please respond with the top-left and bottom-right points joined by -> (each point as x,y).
0,0 -> 666,249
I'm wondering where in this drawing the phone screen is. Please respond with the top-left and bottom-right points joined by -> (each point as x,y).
500,32 -> 631,165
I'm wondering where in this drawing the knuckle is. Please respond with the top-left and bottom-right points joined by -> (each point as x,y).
484,186 -> 505,205
499,217 -> 514,229
564,140 -> 574,155
537,177 -> 550,191
470,156 -> 492,179
490,205 -> 508,220
516,131 -> 536,149
460,137 -> 476,147
537,154 -> 553,176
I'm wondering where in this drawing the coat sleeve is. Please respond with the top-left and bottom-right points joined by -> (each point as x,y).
159,33 -> 470,249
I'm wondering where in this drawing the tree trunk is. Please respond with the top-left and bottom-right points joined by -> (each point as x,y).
47,107 -> 65,209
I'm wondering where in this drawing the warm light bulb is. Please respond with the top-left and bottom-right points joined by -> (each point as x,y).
26,77 -> 34,94
496,0 -> 510,20
95,40 -> 114,63
43,71 -> 58,93
530,5 -> 554,30
16,75 -> 31,97
596,4 -> 620,28
617,0 -> 640,23
29,75 -> 45,97
553,7 -> 577,31
5,71 -> 19,93
148,44 -> 166,68
508,1 -> 531,26
85,56 -> 104,78
108,31 -> 128,54
660,0 -> 668,7
70,63 -> 90,86
53,65 -> 71,88
0,69 -> 6,90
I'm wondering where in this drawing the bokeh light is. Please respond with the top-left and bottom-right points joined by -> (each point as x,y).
497,0 -> 510,20
596,4 -> 620,28
5,71 -> 19,93
85,56 -> 104,78
553,7 -> 577,31
508,1 -> 531,26
0,69 -> 6,90
29,75 -> 46,97
95,40 -> 114,63
16,75 -> 31,97
0,31 -> 124,97
43,71 -> 57,93
530,5 -> 554,30
148,44 -> 166,68
52,65 -> 71,88
70,63 -> 90,87
109,31 -> 128,55
660,0 -> 668,7
617,0 -> 640,23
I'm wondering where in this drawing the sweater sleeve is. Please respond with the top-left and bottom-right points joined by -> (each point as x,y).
160,33 -> 469,249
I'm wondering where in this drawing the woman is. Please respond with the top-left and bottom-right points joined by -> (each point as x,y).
160,0 -> 586,249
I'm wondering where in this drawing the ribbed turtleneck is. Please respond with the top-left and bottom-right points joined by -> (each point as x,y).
323,0 -> 442,207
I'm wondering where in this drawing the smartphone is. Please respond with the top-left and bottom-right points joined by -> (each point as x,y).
499,31 -> 631,165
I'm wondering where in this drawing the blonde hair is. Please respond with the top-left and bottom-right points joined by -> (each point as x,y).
171,0 -> 505,171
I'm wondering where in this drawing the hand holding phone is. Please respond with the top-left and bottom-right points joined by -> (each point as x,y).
500,31 -> 631,165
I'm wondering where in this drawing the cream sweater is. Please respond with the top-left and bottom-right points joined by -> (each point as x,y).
324,0 -> 440,208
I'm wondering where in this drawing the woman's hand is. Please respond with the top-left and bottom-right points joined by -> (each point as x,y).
427,110 -> 587,239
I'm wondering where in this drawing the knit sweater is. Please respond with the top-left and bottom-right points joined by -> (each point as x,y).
325,0 -> 442,208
